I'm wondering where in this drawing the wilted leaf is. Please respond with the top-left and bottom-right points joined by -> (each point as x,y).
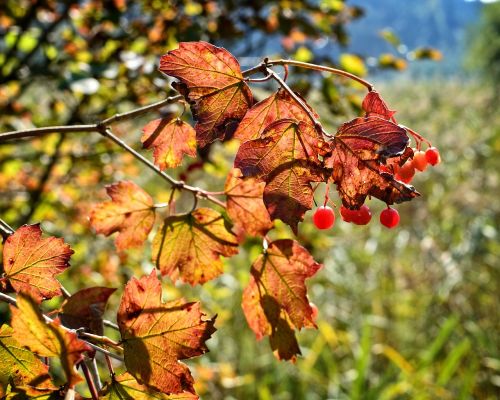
159,41 -> 253,148
152,208 -> 238,285
0,325 -> 56,397
233,89 -> 319,142
235,119 -> 329,232
101,372 -> 197,399
242,240 -> 321,362
328,117 -> 419,208
141,118 -> 197,170
10,294 -> 91,388
117,272 -> 216,395
59,287 -> 116,335
90,181 -> 155,251
2,224 -> 73,303
225,168 -> 273,237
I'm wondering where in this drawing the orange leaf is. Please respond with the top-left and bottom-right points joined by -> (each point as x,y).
233,89 -> 318,142
101,372 -> 198,399
242,240 -> 321,362
0,324 -> 56,397
159,41 -> 253,148
90,181 -> 155,251
225,168 -> 273,237
152,208 -> 238,285
117,272 -> 216,395
59,287 -> 116,335
141,118 -> 197,170
10,294 -> 91,388
2,224 -> 73,303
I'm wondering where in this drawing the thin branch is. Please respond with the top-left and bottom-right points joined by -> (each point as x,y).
79,361 -> 99,400
265,59 -> 374,91
77,330 -> 123,351
103,319 -> 120,331
0,292 -> 124,362
0,124 -> 97,142
0,219 -> 14,241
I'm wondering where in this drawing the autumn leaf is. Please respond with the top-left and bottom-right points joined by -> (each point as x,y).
235,119 -> 329,232
117,272 -> 216,395
101,372 -> 198,400
362,90 -> 397,121
224,168 -> 273,237
0,324 -> 56,397
2,224 -> 73,303
159,41 -> 253,147
90,181 -> 155,251
242,240 -> 321,362
59,287 -> 116,335
10,294 -> 91,388
141,118 -> 197,170
327,116 -> 419,208
233,89 -> 319,142
152,208 -> 238,285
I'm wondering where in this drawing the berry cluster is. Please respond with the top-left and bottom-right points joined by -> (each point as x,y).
394,146 -> 441,184
312,146 -> 440,230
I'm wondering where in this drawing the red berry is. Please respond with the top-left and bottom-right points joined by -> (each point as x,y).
353,204 -> 372,225
412,150 -> 428,171
425,147 -> 441,166
340,205 -> 354,222
380,207 -> 400,228
397,162 -> 415,184
313,206 -> 335,229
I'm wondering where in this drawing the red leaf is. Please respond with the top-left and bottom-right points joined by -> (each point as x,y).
362,90 -> 396,121
90,181 -> 155,251
224,168 -> 273,237
152,208 -> 238,285
117,271 -> 216,395
159,41 -> 253,148
141,118 -> 197,170
10,294 -> 91,388
59,287 -> 116,336
234,89 -> 319,142
2,224 -> 73,303
235,119 -> 329,231
242,240 -> 321,362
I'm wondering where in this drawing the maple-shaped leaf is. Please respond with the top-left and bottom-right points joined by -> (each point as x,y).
159,41 -> 253,148
90,181 -> 155,251
59,287 -> 116,336
2,224 -> 73,303
328,117 -> 419,208
233,89 -> 319,142
242,240 -> 321,362
101,373 -> 198,400
141,118 -> 197,170
234,119 -> 329,232
263,162 -> 327,233
224,168 -> 273,237
152,208 -> 238,285
0,324 -> 56,397
362,90 -> 396,121
10,294 -> 91,388
117,272 -> 216,395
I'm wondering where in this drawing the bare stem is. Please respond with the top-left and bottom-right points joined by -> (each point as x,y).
80,361 -> 99,400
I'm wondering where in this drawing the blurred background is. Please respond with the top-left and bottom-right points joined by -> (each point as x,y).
0,0 -> 498,399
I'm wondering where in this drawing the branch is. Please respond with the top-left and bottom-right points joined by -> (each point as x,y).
0,292 -> 124,362
0,219 -> 14,240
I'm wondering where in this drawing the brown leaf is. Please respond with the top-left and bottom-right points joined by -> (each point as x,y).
362,90 -> 396,121
90,181 -> 155,251
117,272 -> 216,395
233,89 -> 318,142
152,208 -> 238,285
159,41 -> 253,148
2,224 -> 73,303
141,118 -> 197,170
224,168 -> 273,237
0,324 -> 56,397
10,294 -> 91,388
101,372 -> 198,399
59,287 -> 116,336
242,240 -> 321,362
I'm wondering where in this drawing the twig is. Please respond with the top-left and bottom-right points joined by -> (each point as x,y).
77,330 -> 123,351
103,319 -> 120,331
0,219 -> 14,240
0,292 -> 124,362
79,361 -> 99,400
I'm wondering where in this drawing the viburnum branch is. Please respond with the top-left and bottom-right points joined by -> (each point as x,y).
0,219 -> 14,240
79,361 -> 99,400
103,319 -> 120,331
77,329 -> 123,351
0,292 -> 124,362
